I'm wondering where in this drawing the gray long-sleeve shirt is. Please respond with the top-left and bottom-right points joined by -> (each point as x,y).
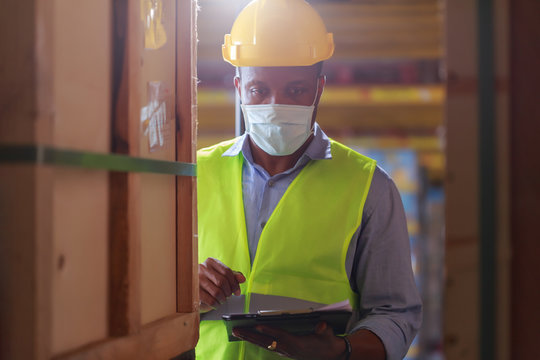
222,123 -> 422,359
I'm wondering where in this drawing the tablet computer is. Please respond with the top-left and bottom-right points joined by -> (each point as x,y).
222,310 -> 352,342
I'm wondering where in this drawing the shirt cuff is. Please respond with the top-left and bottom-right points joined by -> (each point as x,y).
349,317 -> 415,360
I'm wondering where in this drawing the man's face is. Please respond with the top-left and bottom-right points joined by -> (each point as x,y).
234,66 -> 325,119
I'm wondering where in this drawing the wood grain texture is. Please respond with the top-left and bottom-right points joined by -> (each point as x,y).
176,0 -> 199,314
138,0 -> 178,325
0,165 -> 38,360
0,3 -> 37,360
0,0 -> 37,144
1,0 -> 199,357
108,0 -> 142,337
54,312 -> 198,360
0,1 -> 54,359
50,0 -> 111,353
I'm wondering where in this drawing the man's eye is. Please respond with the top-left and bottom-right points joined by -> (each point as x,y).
288,88 -> 306,96
250,88 -> 266,95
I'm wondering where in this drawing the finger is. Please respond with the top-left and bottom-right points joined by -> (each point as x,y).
200,275 -> 227,304
199,287 -> 220,309
206,258 -> 239,297
199,264 -> 227,304
233,271 -> 246,295
205,258 -> 246,297
253,326 -> 296,357
204,259 -> 233,297
212,259 -> 246,292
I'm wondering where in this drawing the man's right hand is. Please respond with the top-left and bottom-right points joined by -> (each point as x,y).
199,257 -> 246,313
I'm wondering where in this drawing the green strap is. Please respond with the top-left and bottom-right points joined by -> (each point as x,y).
0,144 -> 196,177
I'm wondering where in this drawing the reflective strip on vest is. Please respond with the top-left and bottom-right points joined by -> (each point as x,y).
196,138 -> 376,360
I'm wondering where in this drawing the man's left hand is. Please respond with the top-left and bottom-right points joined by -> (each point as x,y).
232,322 -> 347,360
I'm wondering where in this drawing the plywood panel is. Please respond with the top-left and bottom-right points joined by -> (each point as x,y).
0,165 -> 38,359
140,174 -> 177,324
138,0 -> 178,324
3,0 -> 199,357
0,1 -> 37,144
50,0 -> 111,354
52,0 -> 111,151
51,169 -> 109,354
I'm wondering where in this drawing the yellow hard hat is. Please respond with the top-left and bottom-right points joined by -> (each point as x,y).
222,0 -> 334,67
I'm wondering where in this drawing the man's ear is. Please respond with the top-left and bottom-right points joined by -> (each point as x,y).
234,76 -> 241,99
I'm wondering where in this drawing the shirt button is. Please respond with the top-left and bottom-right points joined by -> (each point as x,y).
260,221 -> 266,229
267,180 -> 274,187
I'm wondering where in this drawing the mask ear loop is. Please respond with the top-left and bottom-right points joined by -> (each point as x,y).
311,76 -> 323,106
308,75 -> 325,133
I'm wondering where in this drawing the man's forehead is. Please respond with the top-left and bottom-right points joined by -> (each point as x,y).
238,65 -> 319,82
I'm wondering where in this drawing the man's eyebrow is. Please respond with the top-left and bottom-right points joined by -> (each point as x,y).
286,80 -> 312,86
245,80 -> 268,87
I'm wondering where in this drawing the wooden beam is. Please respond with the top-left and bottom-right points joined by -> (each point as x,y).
108,0 -> 142,337
0,1 -> 54,359
54,313 -> 198,360
176,0 -> 199,315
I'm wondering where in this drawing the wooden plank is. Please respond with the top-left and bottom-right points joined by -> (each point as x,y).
0,0 -> 37,144
176,0 -> 199,314
3,0 -> 199,358
139,173 -> 177,323
1,1 -> 54,359
108,0 -> 142,337
0,165 -> 38,360
139,0 -> 178,325
54,312 -> 199,360
50,0 -> 111,354
0,167 -> 55,360
51,0 -> 111,152
0,3 -> 37,360
51,170 -> 109,354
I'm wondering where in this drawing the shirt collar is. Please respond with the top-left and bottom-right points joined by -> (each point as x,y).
222,122 -> 333,163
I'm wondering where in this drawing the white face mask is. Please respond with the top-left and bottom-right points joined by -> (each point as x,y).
241,88 -> 318,156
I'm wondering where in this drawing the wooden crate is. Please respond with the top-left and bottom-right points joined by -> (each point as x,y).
0,1 -> 198,359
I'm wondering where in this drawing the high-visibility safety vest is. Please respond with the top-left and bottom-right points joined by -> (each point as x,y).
196,138 -> 376,359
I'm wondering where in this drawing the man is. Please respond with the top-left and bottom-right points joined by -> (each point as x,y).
196,0 -> 422,359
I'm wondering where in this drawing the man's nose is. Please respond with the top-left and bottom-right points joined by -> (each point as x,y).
267,92 -> 288,105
